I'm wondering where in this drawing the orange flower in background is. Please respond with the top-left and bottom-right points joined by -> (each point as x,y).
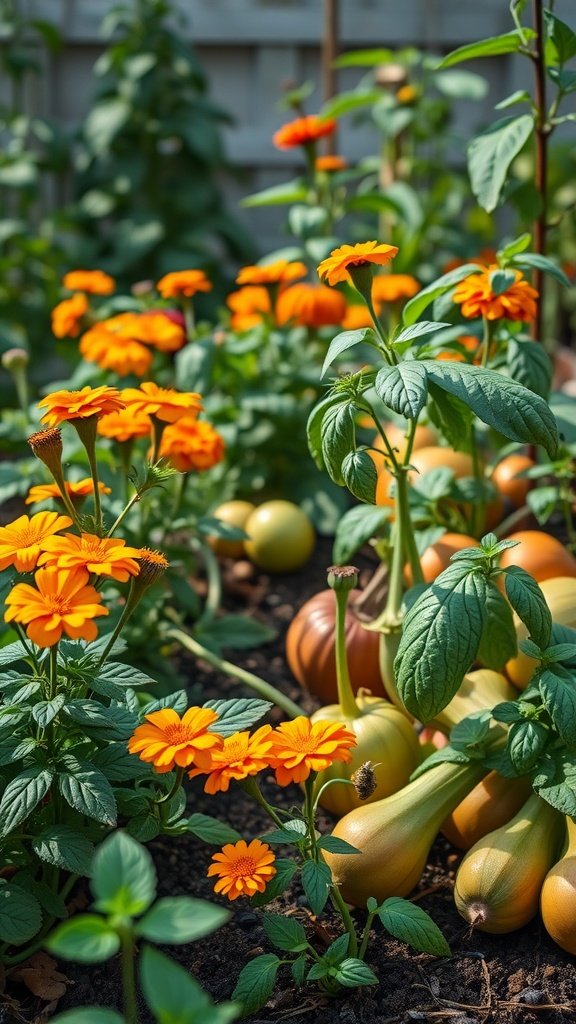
236,260 -> 307,288
63,269 -> 115,295
5,566 -> 108,647
341,304 -> 374,330
226,286 -> 271,331
276,283 -> 347,329
156,270 -> 212,299
273,115 -> 336,150
26,479 -> 111,506
38,386 -> 125,427
268,716 -> 357,786
396,84 -> 419,104
443,249 -> 498,274
159,417 -> 225,473
208,839 -> 276,901
453,265 -> 538,322
315,155 -> 348,172
318,241 -> 399,286
122,382 -> 202,423
39,533 -> 141,582
98,406 -> 151,443
128,707 -> 223,774
372,274 -> 420,305
0,511 -> 73,572
132,312 -> 186,353
80,324 -> 153,378
51,294 -> 90,339
189,725 -> 274,793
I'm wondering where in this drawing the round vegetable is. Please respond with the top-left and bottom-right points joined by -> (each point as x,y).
244,500 -> 315,572
208,500 -> 256,558
491,453 -> 534,508
376,446 -> 474,507
406,532 -> 480,585
506,576 -> 576,688
499,531 -> 576,582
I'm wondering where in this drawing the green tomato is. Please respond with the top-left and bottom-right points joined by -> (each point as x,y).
208,500 -> 256,558
244,500 -> 315,572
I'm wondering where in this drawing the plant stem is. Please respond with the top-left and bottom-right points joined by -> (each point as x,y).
328,879 -> 358,957
156,767 -> 185,806
333,589 -> 359,718
49,643 -> 59,700
530,0 -> 548,341
107,490 -> 142,538
241,776 -> 285,828
191,537 -> 222,626
358,909 -> 377,960
120,928 -> 139,1024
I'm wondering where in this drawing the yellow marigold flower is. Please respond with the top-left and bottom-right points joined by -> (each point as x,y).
273,115 -> 336,150
51,294 -> 90,339
80,324 -> 153,378
128,707 -> 223,774
156,270 -> 212,299
26,479 -> 112,506
63,269 -> 115,295
0,511 -> 73,573
159,417 -> 225,473
38,533 -> 141,582
453,265 -> 539,322
121,382 -> 202,424
189,726 -> 274,793
268,716 -> 357,786
207,839 -> 276,901
38,386 -> 125,427
98,406 -> 151,443
372,273 -> 420,304
396,84 -> 419,105
236,260 -> 307,287
276,283 -> 347,329
5,566 -> 108,647
317,241 -> 399,287
315,154 -> 348,172
226,286 -> 271,331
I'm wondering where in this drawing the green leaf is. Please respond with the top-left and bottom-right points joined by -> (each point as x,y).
427,384 -> 473,452
477,585 -> 517,670
395,564 -> 487,721
321,401 -> 357,487
321,88 -> 383,118
379,897 -> 451,956
186,812 -> 242,844
321,328 -> 378,379
196,614 -> 276,654
438,30 -> 532,67
497,233 -> 532,262
32,825 -> 94,875
301,859 -> 332,916
450,714 -> 491,755
263,819 -> 308,844
341,449 -> 378,503
334,958 -> 378,988
140,946 -> 237,1024
503,567 -> 552,649
375,362 -> 428,420
489,268 -> 518,296
508,720 -> 549,772
0,881 -> 42,944
31,697 -> 66,728
325,932 -> 350,964
543,10 -> 576,65
292,955 -> 307,986
317,835 -> 360,855
307,393 -> 347,471
92,743 -> 153,782
548,67 -> 576,92
50,1010 -> 124,1024
512,253 -> 571,288
506,338 -> 552,399
332,504 -> 389,563
0,641 -> 28,666
84,98 -> 130,151
527,485 -> 558,524
468,115 -> 534,212
241,179 -> 308,208
231,953 -> 280,1015
492,700 -> 523,724
251,858 -> 298,907
91,831 -> 156,916
47,915 -> 120,963
532,754 -> 576,816
392,321 -> 452,352
539,668 -> 576,746
0,766 -> 53,838
434,69 -> 488,100
58,761 -> 117,827
495,89 -> 531,110
263,912 -> 308,952
137,896 -> 229,944
402,264 -> 483,325
203,698 -> 272,736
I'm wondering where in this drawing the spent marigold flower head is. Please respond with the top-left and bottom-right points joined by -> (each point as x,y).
51,294 -> 90,339
63,269 -> 115,295
273,115 -> 336,150
128,706 -> 223,774
317,241 -> 399,287
188,725 -> 274,793
453,265 -> 538,322
136,547 -> 170,588
0,511 -> 73,573
29,427 -> 63,466
80,324 -> 153,378
159,417 -> 225,473
372,273 -> 420,305
38,532 -> 142,582
98,406 -> 152,443
236,260 -> 307,288
121,382 -> 202,424
226,286 -> 271,331
268,716 -> 357,786
276,283 -> 347,329
26,479 -> 111,506
156,269 -> 212,299
38,386 -> 125,427
207,838 -> 276,901
5,566 -> 108,647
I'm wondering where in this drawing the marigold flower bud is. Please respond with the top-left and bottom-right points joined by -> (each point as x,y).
327,564 -> 359,592
28,427 -> 64,470
2,347 -> 29,372
136,547 -> 169,588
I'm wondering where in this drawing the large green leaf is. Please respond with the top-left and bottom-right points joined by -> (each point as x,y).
402,265 -> 481,325
58,760 -> 117,826
468,115 -> 534,212
379,897 -> 451,956
231,953 -> 280,1015
375,362 -> 428,419
477,585 -> 517,669
47,915 -> 120,963
137,897 -> 229,944
539,667 -> 576,746
341,449 -> 377,503
438,30 -> 533,68
321,328 -> 378,378
503,566 -> 552,649
0,766 -> 53,838
0,881 -> 42,944
332,504 -> 390,563
321,401 -> 357,486
32,825 -> 95,875
91,831 -> 156,916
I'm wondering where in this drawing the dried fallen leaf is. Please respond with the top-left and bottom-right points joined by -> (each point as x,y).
11,952 -> 73,1002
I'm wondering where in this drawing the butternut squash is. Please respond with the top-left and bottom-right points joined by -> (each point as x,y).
441,772 -> 532,850
323,760 -> 485,907
432,668 -> 516,734
454,793 -> 563,933
541,817 -> 576,954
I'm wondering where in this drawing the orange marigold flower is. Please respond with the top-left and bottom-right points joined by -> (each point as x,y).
132,311 -> 186,353
276,283 -> 347,329
38,386 -> 125,427
273,115 -> 336,150
341,304 -> 374,330
207,839 -> 276,901
38,532 -> 141,582
0,511 -> 73,573
453,265 -> 538,322
159,417 -> 225,473
236,260 -> 307,288
156,270 -> 212,299
26,479 -> 112,506
268,716 -> 357,786
315,155 -> 348,172
396,84 -> 419,104
318,241 -> 399,287
372,273 -> 420,304
98,406 -> 151,443
4,566 -> 108,647
121,382 -> 202,424
79,324 -> 153,378
226,286 -> 271,331
63,269 -> 115,295
51,294 -> 90,339
189,725 -> 274,793
128,706 -> 223,774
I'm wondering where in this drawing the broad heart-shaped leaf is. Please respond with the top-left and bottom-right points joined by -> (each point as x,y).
532,753 -> 576,816
91,831 -> 156,916
186,812 -> 242,844
137,896 -> 229,944
46,915 -> 120,963
508,720 -> 549,773
231,952 -> 281,1015
379,897 -> 451,956
203,698 -> 272,736
263,912 -> 308,952
321,327 -> 378,378
57,760 -> 117,827
506,337 -> 552,399
437,29 -> 530,67
0,766 -> 54,838
477,585 -> 517,670
375,362 -> 428,419
422,361 -> 558,458
539,667 -> 576,746
395,564 -> 487,721
402,264 -> 481,325
341,449 -> 377,503
321,401 -> 358,486
512,253 -> 571,288
301,858 -> 332,916
334,958 -> 378,988
32,695 -> 66,728
0,881 -> 42,944
32,825 -> 94,875
307,392 -> 348,472
140,947 -> 237,1024
332,504 -> 389,564
504,567 -> 552,650
468,114 -> 533,212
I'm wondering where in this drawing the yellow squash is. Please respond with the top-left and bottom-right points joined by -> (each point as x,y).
441,771 -> 532,850
541,817 -> 576,954
432,668 -> 516,733
506,576 -> 576,689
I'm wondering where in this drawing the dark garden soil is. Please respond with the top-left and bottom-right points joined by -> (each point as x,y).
6,533 -> 576,1024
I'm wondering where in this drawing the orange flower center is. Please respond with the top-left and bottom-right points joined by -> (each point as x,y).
18,526 -> 40,546
45,594 -> 73,614
230,856 -> 257,878
224,739 -> 247,760
163,723 -> 197,745
283,733 -> 318,754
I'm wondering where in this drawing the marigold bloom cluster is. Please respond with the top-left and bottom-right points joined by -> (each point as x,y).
208,839 -> 276,900
79,311 -> 186,377
156,269 -> 212,299
159,417 -> 225,473
38,386 -> 125,427
453,265 -> 538,322
372,274 -> 420,304
38,533 -> 142,582
188,725 -> 274,793
26,479 -> 112,506
97,406 -> 152,443
5,566 -> 108,646
273,115 -> 336,150
226,286 -> 271,332
128,707 -> 223,774
276,283 -> 347,329
0,512 -> 73,573
318,241 -> 399,286
63,269 -> 115,295
121,382 -> 202,423
236,260 -> 307,287
315,154 -> 348,172
266,717 -> 357,785
51,294 -> 90,339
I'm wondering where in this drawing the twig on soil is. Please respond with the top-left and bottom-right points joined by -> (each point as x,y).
410,879 -> 453,902
412,980 -> 576,1015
